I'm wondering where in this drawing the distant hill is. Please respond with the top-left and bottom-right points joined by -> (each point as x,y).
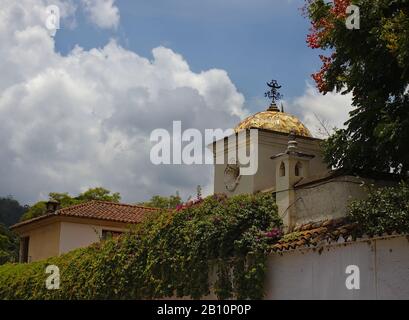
0,197 -> 27,227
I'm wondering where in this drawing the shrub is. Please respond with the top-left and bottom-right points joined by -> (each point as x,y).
348,182 -> 409,236
0,224 -> 18,265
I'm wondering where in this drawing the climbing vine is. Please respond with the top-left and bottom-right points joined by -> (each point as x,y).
0,193 -> 282,299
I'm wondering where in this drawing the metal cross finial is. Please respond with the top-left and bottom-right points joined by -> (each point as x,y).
265,79 -> 283,104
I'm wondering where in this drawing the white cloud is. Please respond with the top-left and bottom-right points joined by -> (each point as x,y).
0,0 -> 246,204
286,83 -> 353,138
81,0 -> 120,29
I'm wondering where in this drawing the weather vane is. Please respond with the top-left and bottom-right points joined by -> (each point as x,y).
265,79 -> 283,105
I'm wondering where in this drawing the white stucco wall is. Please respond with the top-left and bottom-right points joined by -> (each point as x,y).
213,130 -> 327,196
294,176 -> 370,226
265,236 -> 409,299
22,221 -> 61,262
294,176 -> 398,226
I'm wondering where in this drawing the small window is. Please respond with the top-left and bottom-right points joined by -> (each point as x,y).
295,162 -> 303,177
279,162 -> 286,177
102,230 -> 123,240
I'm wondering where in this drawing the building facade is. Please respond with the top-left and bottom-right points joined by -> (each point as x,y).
213,102 -> 396,229
11,201 -> 157,262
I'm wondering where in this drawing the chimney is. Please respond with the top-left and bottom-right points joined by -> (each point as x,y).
46,199 -> 60,213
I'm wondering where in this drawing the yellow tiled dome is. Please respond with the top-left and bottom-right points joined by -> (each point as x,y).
234,106 -> 312,137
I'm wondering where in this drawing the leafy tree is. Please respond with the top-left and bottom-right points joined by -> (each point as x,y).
0,196 -> 27,226
20,201 -> 47,222
76,187 -> 121,202
305,0 -> 409,175
139,192 -> 182,209
0,224 -> 18,265
49,192 -> 81,207
0,197 -> 22,264
20,187 -> 121,222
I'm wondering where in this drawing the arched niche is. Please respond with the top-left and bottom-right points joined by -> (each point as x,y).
279,161 -> 286,177
295,161 -> 303,177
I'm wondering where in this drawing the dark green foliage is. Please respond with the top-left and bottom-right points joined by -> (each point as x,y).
306,0 -> 409,175
0,197 -> 25,265
0,193 -> 281,299
138,192 -> 182,209
0,224 -> 18,265
76,187 -> 121,203
348,182 -> 409,236
20,187 -> 121,222
0,196 -> 27,226
20,201 -> 47,222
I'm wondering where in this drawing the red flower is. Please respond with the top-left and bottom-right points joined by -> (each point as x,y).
264,228 -> 283,239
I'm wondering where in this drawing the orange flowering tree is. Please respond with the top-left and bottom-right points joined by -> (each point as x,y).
306,0 -> 351,92
304,0 -> 409,176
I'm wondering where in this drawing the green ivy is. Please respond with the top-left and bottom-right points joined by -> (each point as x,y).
0,193 -> 282,299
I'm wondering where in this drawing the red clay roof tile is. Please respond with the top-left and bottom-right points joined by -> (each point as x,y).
272,218 -> 360,252
11,200 -> 159,229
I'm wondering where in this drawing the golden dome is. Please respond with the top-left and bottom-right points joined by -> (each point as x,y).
235,106 -> 312,137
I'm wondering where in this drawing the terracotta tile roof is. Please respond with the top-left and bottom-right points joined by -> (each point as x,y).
271,218 -> 359,252
11,201 -> 159,229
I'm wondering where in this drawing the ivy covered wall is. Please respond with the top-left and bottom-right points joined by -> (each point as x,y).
0,193 -> 282,299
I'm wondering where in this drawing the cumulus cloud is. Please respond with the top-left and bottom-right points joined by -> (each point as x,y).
0,0 -> 246,204
286,83 -> 353,138
81,0 -> 120,29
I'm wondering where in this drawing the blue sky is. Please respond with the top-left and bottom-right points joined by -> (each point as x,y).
56,0 -> 321,113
